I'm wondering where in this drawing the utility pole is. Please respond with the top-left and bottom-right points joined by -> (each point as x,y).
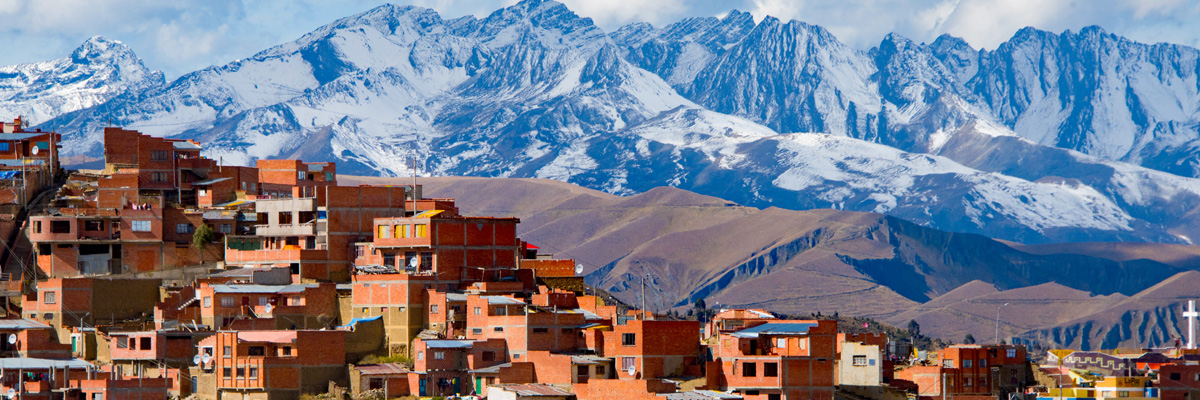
641,273 -> 648,320
995,303 -> 1009,344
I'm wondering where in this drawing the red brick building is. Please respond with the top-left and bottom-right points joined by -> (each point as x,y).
893,344 -> 1032,400
707,320 -> 839,400
1159,363 -> 1200,400
190,330 -> 347,400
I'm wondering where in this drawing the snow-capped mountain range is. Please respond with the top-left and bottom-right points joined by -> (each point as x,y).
20,0 -> 1200,244
0,36 -> 163,126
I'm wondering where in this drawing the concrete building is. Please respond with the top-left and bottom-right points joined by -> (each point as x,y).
25,277 -> 162,338
1159,362 -> 1200,400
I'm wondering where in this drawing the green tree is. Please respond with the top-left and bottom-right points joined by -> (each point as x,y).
192,224 -> 216,264
907,320 -> 921,337
963,334 -> 976,344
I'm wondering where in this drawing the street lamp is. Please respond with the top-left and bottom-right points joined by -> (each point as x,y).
995,302 -> 1010,344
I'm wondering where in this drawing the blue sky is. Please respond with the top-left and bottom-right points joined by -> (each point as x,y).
2,0 -> 1198,79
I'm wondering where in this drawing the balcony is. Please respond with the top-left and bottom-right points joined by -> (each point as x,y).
253,222 -> 315,236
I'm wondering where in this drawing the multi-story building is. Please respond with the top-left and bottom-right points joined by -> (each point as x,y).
1159,362 -> 1200,400
707,320 -> 839,400
225,185 -> 408,281
171,282 -> 340,330
25,277 -> 163,338
190,330 -> 347,400
894,344 -> 1033,400
0,318 -> 71,358
604,320 -> 702,381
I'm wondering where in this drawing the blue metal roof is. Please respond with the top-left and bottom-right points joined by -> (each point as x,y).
730,322 -> 818,338
422,340 -> 475,349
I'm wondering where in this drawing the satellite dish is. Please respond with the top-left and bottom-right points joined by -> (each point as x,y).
409,257 -> 419,268
31,146 -> 39,155
264,304 -> 273,314
202,353 -> 212,364
574,263 -> 584,275
626,367 -> 636,376
7,388 -> 15,398
6,335 -> 15,344
193,355 -> 202,365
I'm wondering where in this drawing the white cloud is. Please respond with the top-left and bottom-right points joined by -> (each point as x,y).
558,0 -> 688,28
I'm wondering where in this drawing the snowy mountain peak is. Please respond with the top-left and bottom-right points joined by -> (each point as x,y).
0,36 -> 163,125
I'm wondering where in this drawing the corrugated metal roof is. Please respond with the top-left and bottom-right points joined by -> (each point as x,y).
483,296 -> 525,305
570,355 -> 608,365
414,210 -> 444,218
422,340 -> 474,349
0,358 -> 94,370
0,133 -> 43,140
192,177 -> 232,186
210,284 -> 315,294
659,390 -> 744,400
338,316 -> 382,329
730,322 -> 818,338
172,141 -> 202,150
237,331 -> 296,343
492,383 -> 574,397
445,293 -> 468,302
356,363 -> 410,375
0,319 -> 51,330
470,362 -> 511,374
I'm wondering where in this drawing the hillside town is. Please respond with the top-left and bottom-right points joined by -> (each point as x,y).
0,120 -> 1197,400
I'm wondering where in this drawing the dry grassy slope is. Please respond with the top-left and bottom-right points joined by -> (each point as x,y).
340,176 -> 1200,347
1017,270 -> 1200,350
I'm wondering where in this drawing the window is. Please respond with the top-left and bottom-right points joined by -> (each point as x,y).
281,346 -> 293,356
742,362 -> 757,377
622,333 -> 636,346
176,224 -> 193,234
533,328 -> 549,333
764,362 -> 778,377
397,225 -> 409,238
965,377 -> 973,387
415,224 -> 428,237
84,221 -> 104,231
943,359 -> 954,368
472,328 -> 483,335
150,150 -> 170,161
474,307 -> 481,315
622,357 -> 635,372
0,142 -> 8,152
979,359 -> 987,368
33,221 -> 41,234
221,297 -> 235,307
249,367 -> 258,378
151,172 -> 169,182
378,225 -> 391,239
482,351 -> 495,362
1007,348 -> 1017,358
768,395 -> 781,400
236,367 -> 245,377
494,327 -> 504,332
431,305 -> 438,314
326,172 -> 334,181
494,307 -> 506,316
434,351 -> 445,360
219,224 -> 232,234
248,346 -> 265,356
223,346 -> 232,358
131,220 -> 151,232
222,367 -> 232,378
853,355 -> 868,366
775,338 -> 786,348
42,313 -> 53,320
417,351 -> 424,360
44,291 -> 56,304
964,359 -> 973,368
289,296 -> 303,306
596,365 -> 606,376
799,338 -> 807,350
1170,373 -> 1181,381
297,171 -> 305,180
92,393 -> 102,400
203,297 -> 212,308
128,338 -> 136,349
116,338 -> 128,349
51,220 -> 70,233
140,337 -> 151,350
